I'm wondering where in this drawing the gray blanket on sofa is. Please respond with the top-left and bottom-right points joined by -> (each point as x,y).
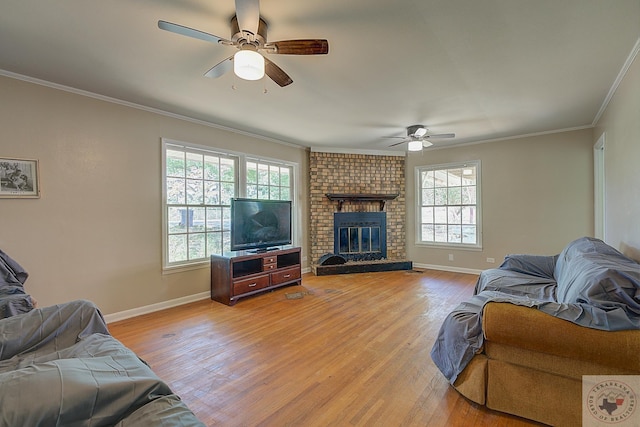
0,248 -> 34,318
431,237 -> 640,384
0,299 -> 204,427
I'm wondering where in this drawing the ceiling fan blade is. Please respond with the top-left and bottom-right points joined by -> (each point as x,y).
426,133 -> 455,139
264,39 -> 329,55
235,0 -> 260,37
264,58 -> 293,87
388,139 -> 410,147
204,56 -> 234,78
158,20 -> 229,44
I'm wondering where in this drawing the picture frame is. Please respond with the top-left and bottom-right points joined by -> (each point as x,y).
0,157 -> 40,198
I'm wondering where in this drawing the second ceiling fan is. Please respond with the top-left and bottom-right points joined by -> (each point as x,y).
389,125 -> 455,151
158,0 -> 328,87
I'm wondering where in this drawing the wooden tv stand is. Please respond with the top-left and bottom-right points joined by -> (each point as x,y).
210,246 -> 302,305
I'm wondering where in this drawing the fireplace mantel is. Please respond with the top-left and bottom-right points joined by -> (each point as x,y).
325,193 -> 399,211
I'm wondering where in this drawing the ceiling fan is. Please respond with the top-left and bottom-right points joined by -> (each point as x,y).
158,0 -> 329,87
388,125 -> 455,151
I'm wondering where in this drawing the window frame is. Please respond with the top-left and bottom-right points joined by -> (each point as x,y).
414,160 -> 482,250
161,138 -> 298,273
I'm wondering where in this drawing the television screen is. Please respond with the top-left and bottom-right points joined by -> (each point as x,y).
230,198 -> 292,252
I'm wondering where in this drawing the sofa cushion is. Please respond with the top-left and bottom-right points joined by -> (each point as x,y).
555,238 -> 640,317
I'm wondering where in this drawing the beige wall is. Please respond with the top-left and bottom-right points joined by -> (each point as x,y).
405,129 -> 595,270
594,52 -> 640,261
0,75 -> 309,315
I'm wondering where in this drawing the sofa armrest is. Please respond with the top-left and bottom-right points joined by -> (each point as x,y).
482,302 -> 640,370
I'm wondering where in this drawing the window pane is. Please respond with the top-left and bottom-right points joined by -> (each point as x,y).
220,158 -> 235,182
257,185 -> 269,199
189,207 -> 206,232
462,226 -> 476,244
166,150 -> 185,177
186,179 -> 203,205
434,206 -> 447,223
281,168 -> 290,187
447,206 -> 461,224
434,171 -> 447,187
448,225 -> 462,243
269,165 -> 280,186
435,188 -> 447,205
270,186 -> 280,200
280,186 -> 290,200
421,207 -> 433,223
448,187 -> 461,205
168,234 -> 187,263
422,189 -> 434,205
221,182 -> 234,205
421,224 -> 434,241
258,163 -> 269,185
206,207 -> 222,231
168,207 -> 186,233
188,233 -> 205,259
448,169 -> 462,186
462,186 -> 476,204
462,206 -> 475,224
435,225 -> 447,242
246,185 -> 257,199
186,153 -> 203,179
222,207 -> 231,231
207,232 -> 222,256
204,181 -> 220,205
462,168 -> 476,184
204,156 -> 219,180
246,162 -> 257,184
422,171 -> 434,188
166,178 -> 185,204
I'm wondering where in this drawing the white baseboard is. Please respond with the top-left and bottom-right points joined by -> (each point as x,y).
104,291 -> 210,324
412,263 -> 483,275
105,268 -> 312,324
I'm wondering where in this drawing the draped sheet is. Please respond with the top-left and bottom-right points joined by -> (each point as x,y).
430,237 -> 640,384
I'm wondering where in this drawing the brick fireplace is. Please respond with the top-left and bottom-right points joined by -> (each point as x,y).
309,151 -> 407,273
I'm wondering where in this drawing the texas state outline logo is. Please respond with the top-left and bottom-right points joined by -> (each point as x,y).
583,376 -> 638,426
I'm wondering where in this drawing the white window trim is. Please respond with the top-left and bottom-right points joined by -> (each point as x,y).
414,160 -> 482,250
161,138 -> 299,273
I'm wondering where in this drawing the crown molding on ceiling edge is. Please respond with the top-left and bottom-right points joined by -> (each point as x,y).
0,69 -> 303,150
592,36 -> 640,126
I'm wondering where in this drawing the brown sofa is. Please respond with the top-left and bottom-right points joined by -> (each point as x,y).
432,237 -> 640,426
453,303 -> 640,426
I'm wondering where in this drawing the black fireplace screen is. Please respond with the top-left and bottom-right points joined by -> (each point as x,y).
334,212 -> 386,261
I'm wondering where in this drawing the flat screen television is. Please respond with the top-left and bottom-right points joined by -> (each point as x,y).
230,198 -> 292,252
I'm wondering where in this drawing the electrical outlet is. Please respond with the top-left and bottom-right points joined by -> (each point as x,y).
448,254 -> 454,261
486,257 -> 495,263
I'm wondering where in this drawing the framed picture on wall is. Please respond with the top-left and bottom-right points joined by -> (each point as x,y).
0,157 -> 40,198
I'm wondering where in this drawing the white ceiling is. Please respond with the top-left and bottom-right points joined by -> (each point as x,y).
1,0 -> 639,152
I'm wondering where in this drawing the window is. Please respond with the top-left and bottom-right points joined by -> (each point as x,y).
246,160 -> 292,200
162,140 -> 296,270
164,142 -> 237,267
416,161 -> 481,248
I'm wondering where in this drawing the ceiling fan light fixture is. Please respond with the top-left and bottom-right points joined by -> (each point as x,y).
234,50 -> 264,80
407,140 -> 423,151
414,127 -> 427,137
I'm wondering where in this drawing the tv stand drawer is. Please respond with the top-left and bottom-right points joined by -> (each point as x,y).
233,274 -> 269,295
271,267 -> 301,285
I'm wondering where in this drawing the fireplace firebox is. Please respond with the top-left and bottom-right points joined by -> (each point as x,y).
334,212 -> 386,261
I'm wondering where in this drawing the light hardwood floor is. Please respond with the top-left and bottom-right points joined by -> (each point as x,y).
109,269 -> 543,426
